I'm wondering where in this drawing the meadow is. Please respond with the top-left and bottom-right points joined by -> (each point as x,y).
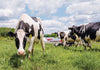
0,38 -> 100,70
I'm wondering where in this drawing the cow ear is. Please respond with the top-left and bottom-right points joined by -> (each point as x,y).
25,32 -> 30,37
7,32 -> 16,37
54,32 -> 58,34
61,33 -> 65,37
68,27 -> 73,30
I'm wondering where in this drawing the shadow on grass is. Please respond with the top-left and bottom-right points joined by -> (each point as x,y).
64,46 -> 100,52
88,48 -> 100,52
9,54 -> 25,68
63,46 -> 83,52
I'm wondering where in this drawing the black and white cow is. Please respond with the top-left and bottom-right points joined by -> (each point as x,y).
8,14 -> 45,57
69,22 -> 100,49
54,31 -> 66,46
54,31 -> 81,47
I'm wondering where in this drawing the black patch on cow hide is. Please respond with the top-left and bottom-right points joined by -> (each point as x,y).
23,36 -> 27,49
60,32 -> 65,39
38,24 -> 42,39
65,37 -> 67,41
17,20 -> 30,33
71,35 -> 76,41
85,22 -> 100,40
30,25 -> 35,36
15,37 -> 20,49
31,17 -> 38,22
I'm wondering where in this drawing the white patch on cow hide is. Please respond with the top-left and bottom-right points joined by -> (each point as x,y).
57,31 -> 60,39
84,35 -> 91,42
17,29 -> 25,51
96,28 -> 100,37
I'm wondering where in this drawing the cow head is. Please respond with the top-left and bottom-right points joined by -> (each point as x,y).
68,25 -> 78,33
54,31 -> 65,39
8,29 -> 30,55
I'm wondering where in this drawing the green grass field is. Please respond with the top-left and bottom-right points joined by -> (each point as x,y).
0,38 -> 100,70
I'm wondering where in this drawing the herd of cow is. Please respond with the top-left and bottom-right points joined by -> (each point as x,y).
7,14 -> 100,58
54,22 -> 100,50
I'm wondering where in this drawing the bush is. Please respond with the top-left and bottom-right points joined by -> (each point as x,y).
44,33 -> 57,37
0,27 -> 15,37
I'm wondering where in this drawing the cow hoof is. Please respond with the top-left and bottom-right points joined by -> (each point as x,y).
28,57 -> 30,60
28,54 -> 31,59
28,51 -> 31,53
84,48 -> 86,50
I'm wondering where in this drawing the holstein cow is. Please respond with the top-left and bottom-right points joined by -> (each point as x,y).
54,31 -> 81,47
68,22 -> 100,49
54,31 -> 66,46
8,14 -> 45,58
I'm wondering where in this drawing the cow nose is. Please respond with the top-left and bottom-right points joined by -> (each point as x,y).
18,51 -> 25,55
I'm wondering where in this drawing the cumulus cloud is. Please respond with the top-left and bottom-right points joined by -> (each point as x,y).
1,0 -> 100,34
0,0 -> 26,18
42,19 -> 66,34
0,19 -> 18,28
66,0 -> 100,24
26,0 -> 65,15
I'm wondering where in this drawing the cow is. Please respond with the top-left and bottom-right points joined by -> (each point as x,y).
68,22 -> 100,49
54,31 -> 81,47
8,14 -> 45,58
54,31 -> 67,46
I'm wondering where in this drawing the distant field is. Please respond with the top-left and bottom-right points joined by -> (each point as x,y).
0,38 -> 100,70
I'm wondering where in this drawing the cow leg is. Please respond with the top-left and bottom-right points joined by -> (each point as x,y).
74,41 -> 78,48
40,37 -> 45,52
63,37 -> 67,47
32,42 -> 35,56
28,37 -> 35,59
75,44 -> 78,48
82,39 -> 87,50
83,44 -> 86,50
87,43 -> 91,49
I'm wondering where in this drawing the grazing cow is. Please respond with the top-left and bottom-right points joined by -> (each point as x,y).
54,31 -> 81,47
8,14 -> 45,57
54,31 -> 67,46
63,31 -> 81,47
68,22 -> 100,49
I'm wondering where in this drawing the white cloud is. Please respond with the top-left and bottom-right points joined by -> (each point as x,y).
65,0 -> 100,24
0,0 -> 66,18
26,0 -> 65,15
66,1 -> 100,15
0,19 -> 18,28
58,17 -> 68,22
0,0 -> 26,18
42,19 -> 70,34
1,0 -> 100,34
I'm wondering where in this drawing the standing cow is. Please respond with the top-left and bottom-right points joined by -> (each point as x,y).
69,22 -> 100,49
8,14 -> 45,58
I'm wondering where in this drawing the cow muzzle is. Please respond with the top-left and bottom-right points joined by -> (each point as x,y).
17,51 -> 25,55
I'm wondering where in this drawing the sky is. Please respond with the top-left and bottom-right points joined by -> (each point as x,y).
0,0 -> 100,34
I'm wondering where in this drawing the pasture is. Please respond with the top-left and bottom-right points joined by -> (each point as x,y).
0,38 -> 100,70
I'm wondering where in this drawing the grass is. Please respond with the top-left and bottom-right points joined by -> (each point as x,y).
0,38 -> 100,70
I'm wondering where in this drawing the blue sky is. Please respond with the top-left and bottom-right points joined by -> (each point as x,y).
0,0 -> 100,34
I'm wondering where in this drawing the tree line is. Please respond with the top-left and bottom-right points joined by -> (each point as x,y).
0,27 -> 57,37
0,27 -> 15,37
